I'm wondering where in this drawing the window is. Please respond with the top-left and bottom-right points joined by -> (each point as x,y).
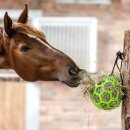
56,0 -> 111,4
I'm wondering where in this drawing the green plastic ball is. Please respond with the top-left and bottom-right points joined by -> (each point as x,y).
90,76 -> 123,110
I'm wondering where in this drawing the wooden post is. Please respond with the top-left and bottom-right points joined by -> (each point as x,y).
122,31 -> 130,130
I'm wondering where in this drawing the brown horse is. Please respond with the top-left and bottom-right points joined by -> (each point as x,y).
0,4 -> 86,87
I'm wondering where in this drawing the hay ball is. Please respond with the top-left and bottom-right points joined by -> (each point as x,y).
88,75 -> 123,110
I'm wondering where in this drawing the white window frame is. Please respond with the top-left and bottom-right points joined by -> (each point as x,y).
56,0 -> 111,5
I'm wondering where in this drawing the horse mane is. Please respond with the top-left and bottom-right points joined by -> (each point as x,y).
13,23 -> 46,41
0,27 -> 4,53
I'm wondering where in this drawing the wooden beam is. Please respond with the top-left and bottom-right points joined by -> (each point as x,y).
122,31 -> 130,130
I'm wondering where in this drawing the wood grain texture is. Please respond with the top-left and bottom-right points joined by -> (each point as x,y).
0,81 -> 25,130
122,31 -> 130,130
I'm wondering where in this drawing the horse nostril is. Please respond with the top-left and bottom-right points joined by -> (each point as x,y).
68,67 -> 79,76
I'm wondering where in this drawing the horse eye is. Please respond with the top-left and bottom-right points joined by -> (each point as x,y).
20,46 -> 30,52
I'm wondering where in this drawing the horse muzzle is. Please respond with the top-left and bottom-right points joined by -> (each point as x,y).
62,69 -> 88,87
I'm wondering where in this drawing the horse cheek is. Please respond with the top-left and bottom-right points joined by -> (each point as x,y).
12,54 -> 38,81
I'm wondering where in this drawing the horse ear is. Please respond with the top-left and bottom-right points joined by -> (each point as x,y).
17,4 -> 28,24
4,12 -> 13,37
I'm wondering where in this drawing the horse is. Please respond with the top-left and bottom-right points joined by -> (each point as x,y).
0,4 -> 87,87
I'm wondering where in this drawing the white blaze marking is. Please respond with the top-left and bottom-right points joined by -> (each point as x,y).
27,34 -> 57,52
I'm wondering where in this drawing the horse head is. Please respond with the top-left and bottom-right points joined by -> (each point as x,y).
0,4 -> 87,87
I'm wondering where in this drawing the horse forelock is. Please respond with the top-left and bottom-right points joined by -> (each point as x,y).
13,23 -> 46,42
12,23 -> 59,52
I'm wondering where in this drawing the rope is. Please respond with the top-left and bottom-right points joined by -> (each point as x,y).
110,51 -> 125,99
111,51 -> 124,85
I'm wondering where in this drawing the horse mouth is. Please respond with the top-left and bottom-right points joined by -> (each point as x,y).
61,69 -> 87,87
62,80 -> 80,87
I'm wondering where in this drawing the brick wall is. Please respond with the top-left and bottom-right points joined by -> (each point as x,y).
0,0 -> 130,71
0,1 -> 129,130
37,1 -> 130,130
122,0 -> 130,4
0,0 -> 41,8
41,0 -> 130,72
40,81 -> 121,130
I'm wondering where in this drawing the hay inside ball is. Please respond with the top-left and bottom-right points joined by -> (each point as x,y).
82,74 -> 123,110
